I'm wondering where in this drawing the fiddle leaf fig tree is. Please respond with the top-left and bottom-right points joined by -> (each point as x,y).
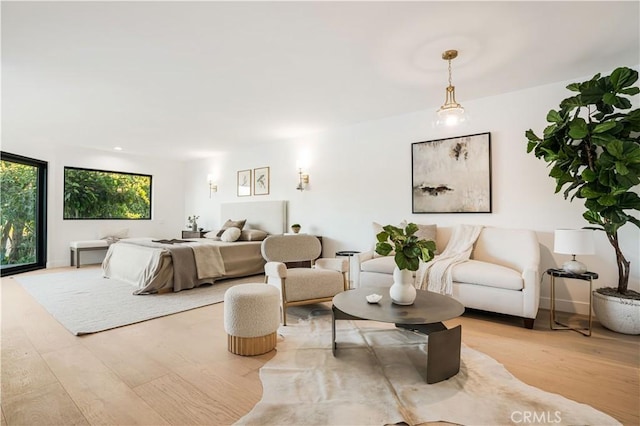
525,66 -> 640,296
375,223 -> 436,271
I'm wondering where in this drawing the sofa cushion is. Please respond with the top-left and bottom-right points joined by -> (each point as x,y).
284,269 -> 345,302
361,256 -> 396,274
451,260 -> 523,291
363,257 -> 522,290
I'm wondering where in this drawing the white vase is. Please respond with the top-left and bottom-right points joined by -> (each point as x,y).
592,291 -> 640,335
390,267 -> 416,305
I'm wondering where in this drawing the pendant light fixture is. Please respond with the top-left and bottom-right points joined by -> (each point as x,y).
435,49 -> 467,128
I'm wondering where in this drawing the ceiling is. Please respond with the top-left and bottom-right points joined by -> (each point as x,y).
2,1 -> 639,161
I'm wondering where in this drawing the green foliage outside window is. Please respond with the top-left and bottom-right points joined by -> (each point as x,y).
1,160 -> 37,266
64,167 -> 152,220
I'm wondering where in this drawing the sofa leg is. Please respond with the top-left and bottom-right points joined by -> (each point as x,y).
523,318 -> 534,329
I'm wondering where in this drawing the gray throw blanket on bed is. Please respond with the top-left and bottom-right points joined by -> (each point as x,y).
188,242 -> 226,279
167,244 -> 198,292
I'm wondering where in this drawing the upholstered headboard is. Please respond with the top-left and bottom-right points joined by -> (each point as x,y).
220,200 -> 287,235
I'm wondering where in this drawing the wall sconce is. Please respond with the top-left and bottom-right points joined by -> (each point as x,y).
207,174 -> 218,198
296,168 -> 310,191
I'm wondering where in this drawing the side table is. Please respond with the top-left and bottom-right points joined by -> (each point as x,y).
335,250 -> 361,289
182,230 -> 210,239
547,268 -> 598,337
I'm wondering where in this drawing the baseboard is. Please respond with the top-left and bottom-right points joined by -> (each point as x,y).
47,260 -> 103,269
539,296 -> 592,316
47,260 -> 68,268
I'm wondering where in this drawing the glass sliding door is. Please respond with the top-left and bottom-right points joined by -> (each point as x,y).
0,152 -> 47,276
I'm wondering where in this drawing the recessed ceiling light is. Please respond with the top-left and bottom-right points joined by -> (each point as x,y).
113,146 -> 123,151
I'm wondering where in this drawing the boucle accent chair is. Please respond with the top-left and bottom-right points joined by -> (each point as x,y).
224,284 -> 280,356
261,234 -> 348,325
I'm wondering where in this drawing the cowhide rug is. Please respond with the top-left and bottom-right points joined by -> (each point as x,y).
236,308 -> 619,426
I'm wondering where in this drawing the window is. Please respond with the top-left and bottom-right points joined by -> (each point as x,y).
63,167 -> 152,220
1,152 -> 47,276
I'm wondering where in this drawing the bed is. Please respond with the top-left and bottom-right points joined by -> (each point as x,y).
102,200 -> 287,294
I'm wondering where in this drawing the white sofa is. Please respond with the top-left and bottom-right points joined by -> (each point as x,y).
353,226 -> 541,328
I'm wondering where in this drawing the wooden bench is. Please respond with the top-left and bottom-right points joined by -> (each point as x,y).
70,240 -> 109,268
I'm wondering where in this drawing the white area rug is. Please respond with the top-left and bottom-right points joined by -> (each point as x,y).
237,309 -> 620,426
15,269 -> 262,335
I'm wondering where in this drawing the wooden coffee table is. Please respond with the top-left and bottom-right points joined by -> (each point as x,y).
332,286 -> 465,384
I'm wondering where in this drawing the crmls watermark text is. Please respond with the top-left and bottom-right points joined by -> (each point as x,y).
510,411 -> 562,424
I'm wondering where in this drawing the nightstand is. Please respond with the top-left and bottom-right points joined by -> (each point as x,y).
182,230 -> 210,239
547,268 -> 598,337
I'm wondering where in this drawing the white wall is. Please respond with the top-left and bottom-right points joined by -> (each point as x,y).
185,73 -> 639,315
4,69 -> 636,315
0,143 -> 186,267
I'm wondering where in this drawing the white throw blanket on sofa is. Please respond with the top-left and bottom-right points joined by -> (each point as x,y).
416,224 -> 483,295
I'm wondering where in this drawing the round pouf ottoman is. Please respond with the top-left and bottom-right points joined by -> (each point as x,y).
224,284 -> 280,356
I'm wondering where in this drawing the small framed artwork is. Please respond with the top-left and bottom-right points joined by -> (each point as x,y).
412,132 -> 491,213
253,166 -> 270,195
237,169 -> 252,197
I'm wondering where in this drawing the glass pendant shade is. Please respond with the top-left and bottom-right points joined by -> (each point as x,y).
434,49 -> 467,128
436,88 -> 466,127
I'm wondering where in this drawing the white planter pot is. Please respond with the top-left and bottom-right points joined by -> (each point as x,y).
592,291 -> 640,335
390,267 -> 416,305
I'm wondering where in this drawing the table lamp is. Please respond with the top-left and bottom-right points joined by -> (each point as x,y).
553,229 -> 595,274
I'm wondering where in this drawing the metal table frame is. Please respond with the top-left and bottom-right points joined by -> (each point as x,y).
547,268 -> 598,337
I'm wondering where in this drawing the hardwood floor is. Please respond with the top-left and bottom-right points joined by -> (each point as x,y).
2,266 -> 638,425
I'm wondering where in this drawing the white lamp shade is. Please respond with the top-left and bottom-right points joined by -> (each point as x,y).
554,229 -> 595,255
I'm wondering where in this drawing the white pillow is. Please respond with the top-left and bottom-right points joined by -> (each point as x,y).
220,227 -> 241,242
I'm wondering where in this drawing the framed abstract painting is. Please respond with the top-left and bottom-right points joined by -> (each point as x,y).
412,132 -> 491,213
